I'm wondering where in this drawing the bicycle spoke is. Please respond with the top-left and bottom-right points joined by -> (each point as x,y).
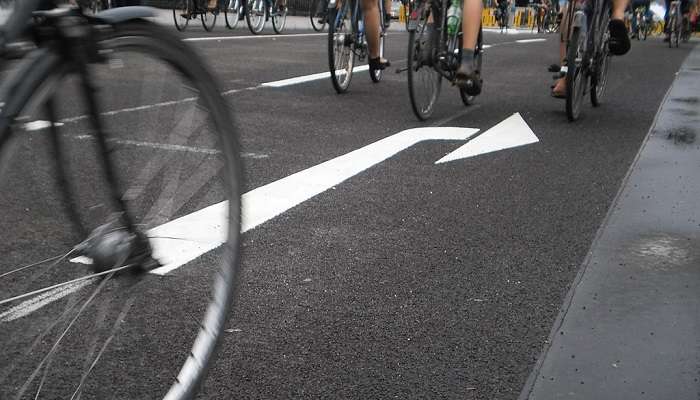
14,272 -> 116,400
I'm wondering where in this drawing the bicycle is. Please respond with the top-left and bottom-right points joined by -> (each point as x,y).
311,0 -> 329,31
559,0 -> 612,121
631,5 -> 652,39
667,0 -> 693,46
173,0 -> 220,32
245,0 -> 288,34
404,0 -> 484,120
0,1 -> 242,399
327,0 -> 389,93
530,3 -> 546,33
223,0 -> 245,29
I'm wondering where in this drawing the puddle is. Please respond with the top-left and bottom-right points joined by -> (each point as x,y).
669,108 -> 699,117
667,127 -> 697,144
671,97 -> 700,104
624,234 -> 697,270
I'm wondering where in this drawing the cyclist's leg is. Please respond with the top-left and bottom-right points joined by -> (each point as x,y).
455,0 -> 484,94
361,0 -> 390,65
552,2 -> 568,97
609,0 -> 632,55
384,0 -> 392,25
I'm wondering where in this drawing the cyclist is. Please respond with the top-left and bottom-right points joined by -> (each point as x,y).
496,0 -> 511,30
550,0 -> 632,97
663,0 -> 693,41
361,0 -> 391,70
629,0 -> 651,39
533,0 -> 551,32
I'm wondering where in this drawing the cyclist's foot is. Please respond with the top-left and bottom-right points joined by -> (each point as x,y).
384,13 -> 391,28
551,77 -> 566,98
369,57 -> 391,70
608,19 -> 631,55
454,51 -> 481,96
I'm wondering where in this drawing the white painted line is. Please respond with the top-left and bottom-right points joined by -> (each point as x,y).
436,113 -> 538,164
24,120 -> 64,131
261,65 -> 370,88
184,33 -> 326,42
515,38 -> 547,43
0,280 -> 91,322
149,126 -> 479,275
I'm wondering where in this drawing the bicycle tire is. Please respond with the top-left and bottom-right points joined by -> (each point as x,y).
565,26 -> 587,121
246,0 -> 266,34
669,15 -> 679,47
328,4 -> 355,93
310,0 -> 327,31
0,20 -> 242,400
224,0 -> 243,29
173,0 -> 191,31
201,5 -> 217,31
272,5 -> 287,34
591,12 -> 610,107
407,2 -> 442,120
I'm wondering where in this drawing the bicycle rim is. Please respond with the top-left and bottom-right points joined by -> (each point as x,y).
310,0 -> 326,31
566,27 -> 587,121
328,6 -> 355,93
201,8 -> 217,31
591,16 -> 611,107
224,0 -> 242,29
272,6 -> 287,34
173,0 -> 190,31
407,7 -> 441,120
0,20 -> 242,400
246,0 -> 266,33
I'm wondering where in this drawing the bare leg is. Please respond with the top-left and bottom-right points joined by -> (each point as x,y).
552,4 -> 568,96
461,0 -> 483,50
611,0 -> 628,20
361,0 -> 384,59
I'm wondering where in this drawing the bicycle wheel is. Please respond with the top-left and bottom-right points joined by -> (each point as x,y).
459,27 -> 483,106
565,26 -> 587,121
407,3 -> 442,120
310,0 -> 327,31
328,3 -> 355,93
173,0 -> 191,31
246,0 -> 267,34
0,20 -> 242,400
272,4 -> 287,34
224,0 -> 243,29
669,15 -> 679,47
591,13 -> 611,107
201,4 -> 218,31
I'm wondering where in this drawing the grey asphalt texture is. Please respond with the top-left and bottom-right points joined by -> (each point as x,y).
1,15 -> 696,399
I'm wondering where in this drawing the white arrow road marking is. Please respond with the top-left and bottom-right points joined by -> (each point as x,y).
435,113 -> 538,164
7,126 -> 478,319
149,126 -> 479,275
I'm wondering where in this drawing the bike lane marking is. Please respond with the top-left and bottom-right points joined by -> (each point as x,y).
5,112 -> 538,319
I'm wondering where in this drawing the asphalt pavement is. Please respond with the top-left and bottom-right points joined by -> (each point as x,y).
1,11 -> 698,400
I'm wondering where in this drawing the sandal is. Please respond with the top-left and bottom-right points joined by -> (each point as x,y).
369,57 -> 391,71
551,78 -> 566,98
